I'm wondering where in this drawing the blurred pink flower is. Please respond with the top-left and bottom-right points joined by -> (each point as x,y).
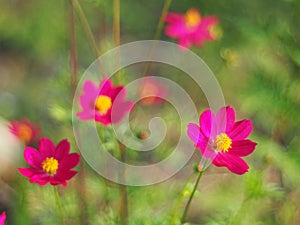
18,138 -> 80,186
9,118 -> 40,144
139,77 -> 167,106
164,8 -> 219,48
77,78 -> 133,126
187,106 -> 257,175
0,212 -> 6,225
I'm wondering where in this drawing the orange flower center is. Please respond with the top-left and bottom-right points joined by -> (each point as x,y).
95,95 -> 112,115
214,133 -> 232,152
42,157 -> 59,174
17,124 -> 33,143
185,9 -> 201,28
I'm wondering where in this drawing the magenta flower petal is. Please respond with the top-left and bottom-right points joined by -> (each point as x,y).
80,81 -> 99,109
165,24 -> 187,38
199,109 -> 213,137
178,37 -> 192,49
50,179 -> 67,186
0,211 -> 6,225
187,123 -> 201,143
94,113 -> 113,126
228,120 -> 253,140
215,106 -> 235,133
59,153 -> 80,171
213,153 -> 249,175
54,139 -> 70,161
18,168 -> 38,178
99,78 -> 114,94
55,170 -> 78,181
38,137 -> 55,156
195,16 -> 219,41
111,100 -> 134,124
30,173 -> 50,186
24,146 -> 43,168
19,137 -> 80,186
83,80 -> 98,96
109,86 -> 125,100
228,140 -> 257,157
76,111 -> 95,120
201,145 -> 218,159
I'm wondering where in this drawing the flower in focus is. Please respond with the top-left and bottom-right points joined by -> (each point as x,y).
77,78 -> 133,126
187,106 -> 257,175
9,118 -> 40,144
18,138 -> 80,186
0,211 -> 6,225
164,8 -> 220,48
139,77 -> 167,106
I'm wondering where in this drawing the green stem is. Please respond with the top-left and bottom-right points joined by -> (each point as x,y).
53,186 -> 65,225
169,172 -> 196,225
113,0 -> 121,82
154,0 -> 172,41
113,0 -> 120,47
72,0 -> 100,57
143,0 -> 173,76
180,170 -> 204,224
69,2 -> 90,224
118,141 -> 128,225
69,0 -> 78,96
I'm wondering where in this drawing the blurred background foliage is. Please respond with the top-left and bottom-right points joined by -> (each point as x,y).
0,0 -> 300,224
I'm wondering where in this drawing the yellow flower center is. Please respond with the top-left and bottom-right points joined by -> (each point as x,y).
95,95 -> 112,115
185,9 -> 201,28
42,157 -> 59,174
214,133 -> 232,152
17,124 -> 33,143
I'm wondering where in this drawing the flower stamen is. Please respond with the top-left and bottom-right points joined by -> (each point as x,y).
42,157 -> 59,174
214,133 -> 232,152
185,9 -> 201,28
95,95 -> 112,115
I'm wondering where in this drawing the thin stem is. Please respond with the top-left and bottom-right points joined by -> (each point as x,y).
70,0 -> 78,96
113,0 -> 120,47
180,170 -> 204,224
169,172 -> 196,225
118,141 -> 128,225
53,186 -> 65,225
69,2 -> 90,224
154,0 -> 172,41
143,0 -> 173,76
113,0 -> 121,82
72,0 -> 100,57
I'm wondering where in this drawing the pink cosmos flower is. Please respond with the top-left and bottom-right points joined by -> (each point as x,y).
139,77 -> 167,106
9,118 -> 40,144
0,212 -> 6,225
77,78 -> 134,126
18,138 -> 80,186
187,106 -> 257,175
164,8 -> 219,48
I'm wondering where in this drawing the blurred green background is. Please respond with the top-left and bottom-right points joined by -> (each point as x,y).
0,0 -> 300,224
